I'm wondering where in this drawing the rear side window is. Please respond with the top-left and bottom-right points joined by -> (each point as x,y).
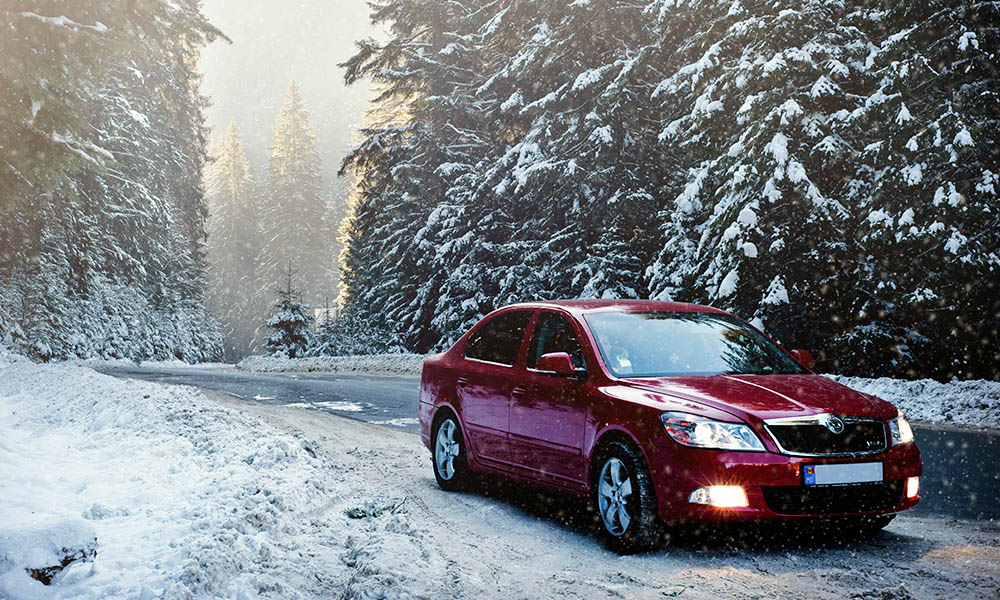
527,312 -> 585,369
464,310 -> 533,366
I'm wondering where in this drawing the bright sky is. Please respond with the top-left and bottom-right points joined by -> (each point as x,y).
198,0 -> 381,197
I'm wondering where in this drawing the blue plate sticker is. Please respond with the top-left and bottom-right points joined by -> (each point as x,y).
804,465 -> 816,485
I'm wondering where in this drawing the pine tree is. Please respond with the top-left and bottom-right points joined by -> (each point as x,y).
262,82 -> 334,306
308,297 -> 337,357
840,1 -> 1000,378
338,0 -> 1000,378
265,262 -> 314,358
339,0 -> 504,350
0,1 -> 224,362
205,122 -> 268,361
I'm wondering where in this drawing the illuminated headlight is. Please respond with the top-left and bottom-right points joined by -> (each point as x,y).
906,476 -> 919,499
660,412 -> 765,451
689,485 -> 749,508
888,413 -> 914,445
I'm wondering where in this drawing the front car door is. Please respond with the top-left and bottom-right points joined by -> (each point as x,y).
509,310 -> 589,486
458,309 -> 533,466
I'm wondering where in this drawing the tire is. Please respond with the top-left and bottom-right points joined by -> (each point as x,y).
591,439 -> 662,554
848,514 -> 896,538
432,412 -> 470,491
819,514 -> 895,542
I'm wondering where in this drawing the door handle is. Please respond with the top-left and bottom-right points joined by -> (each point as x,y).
457,377 -> 469,387
511,386 -> 526,397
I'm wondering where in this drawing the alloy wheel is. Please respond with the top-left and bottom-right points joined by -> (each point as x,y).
435,418 -> 460,480
598,457 -> 634,536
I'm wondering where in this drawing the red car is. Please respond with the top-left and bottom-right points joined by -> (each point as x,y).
418,300 -> 921,553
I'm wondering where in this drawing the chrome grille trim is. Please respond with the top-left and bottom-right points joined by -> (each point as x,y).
763,414 -> 888,457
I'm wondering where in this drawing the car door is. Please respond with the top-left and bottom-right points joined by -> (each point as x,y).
458,309 -> 533,466
509,310 -> 589,485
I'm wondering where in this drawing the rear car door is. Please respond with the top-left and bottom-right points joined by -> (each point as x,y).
458,309 -> 533,466
509,311 -> 590,485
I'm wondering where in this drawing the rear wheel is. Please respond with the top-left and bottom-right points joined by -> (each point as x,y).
592,440 -> 662,554
432,413 -> 469,491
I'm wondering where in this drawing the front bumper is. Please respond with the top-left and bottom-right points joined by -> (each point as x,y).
648,439 -> 922,523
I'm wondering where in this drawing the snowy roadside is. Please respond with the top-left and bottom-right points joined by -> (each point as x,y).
69,358 -> 234,371
828,375 -> 1000,430
236,353 -> 427,378
1,354 -> 998,599
0,353 -> 350,599
237,353 -> 1000,429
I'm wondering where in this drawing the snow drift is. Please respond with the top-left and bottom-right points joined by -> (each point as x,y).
0,351 -> 358,598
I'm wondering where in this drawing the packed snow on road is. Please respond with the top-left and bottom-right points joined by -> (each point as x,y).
2,352 -> 998,599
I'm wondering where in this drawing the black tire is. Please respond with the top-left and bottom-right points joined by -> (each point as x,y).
591,439 -> 663,554
848,514 -> 896,537
820,514 -> 896,542
431,412 -> 470,491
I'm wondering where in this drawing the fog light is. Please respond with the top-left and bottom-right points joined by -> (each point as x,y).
906,476 -> 919,499
689,485 -> 749,508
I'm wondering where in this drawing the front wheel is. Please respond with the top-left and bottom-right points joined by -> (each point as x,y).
432,414 -> 469,491
592,440 -> 662,554
839,514 -> 896,539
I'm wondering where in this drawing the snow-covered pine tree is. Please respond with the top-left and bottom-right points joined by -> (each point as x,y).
645,0 -> 871,355
0,0 -> 224,362
308,297 -> 336,356
265,262 -> 314,358
205,122 -> 269,361
339,0 -> 999,377
0,3 -> 120,218
340,0 -> 496,350
840,1 -> 1000,378
410,0 -> 666,348
262,82 -> 334,306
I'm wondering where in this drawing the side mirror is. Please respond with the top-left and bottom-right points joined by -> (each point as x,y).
537,352 -> 577,377
790,349 -> 815,369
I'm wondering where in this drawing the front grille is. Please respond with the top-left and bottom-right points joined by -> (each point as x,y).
762,481 -> 903,516
765,416 -> 887,456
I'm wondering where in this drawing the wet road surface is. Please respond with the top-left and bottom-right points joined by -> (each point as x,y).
96,364 -> 999,521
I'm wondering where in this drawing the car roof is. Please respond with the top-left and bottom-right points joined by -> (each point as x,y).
503,299 -> 729,315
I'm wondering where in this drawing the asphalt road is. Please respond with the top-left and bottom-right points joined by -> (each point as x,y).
96,364 -> 999,521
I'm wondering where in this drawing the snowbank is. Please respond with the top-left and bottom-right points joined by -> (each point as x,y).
830,375 -> 1000,429
238,353 -> 426,377
0,354 -> 357,598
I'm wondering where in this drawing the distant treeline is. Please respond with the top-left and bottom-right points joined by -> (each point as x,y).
338,0 -> 1000,380
0,2 -> 224,361
204,82 -> 342,362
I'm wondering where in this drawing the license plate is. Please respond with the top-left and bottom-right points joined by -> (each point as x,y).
803,462 -> 883,486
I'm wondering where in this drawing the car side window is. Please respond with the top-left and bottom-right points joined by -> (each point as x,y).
464,310 -> 532,366
527,312 -> 585,370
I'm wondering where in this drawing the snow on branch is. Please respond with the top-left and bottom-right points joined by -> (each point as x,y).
17,12 -> 108,33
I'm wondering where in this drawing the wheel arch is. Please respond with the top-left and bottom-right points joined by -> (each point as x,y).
587,426 -> 656,491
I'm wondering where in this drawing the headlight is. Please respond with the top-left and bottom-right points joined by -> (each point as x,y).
660,412 -> 766,451
888,413 -> 914,445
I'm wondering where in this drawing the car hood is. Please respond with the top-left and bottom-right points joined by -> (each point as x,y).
620,374 -> 894,423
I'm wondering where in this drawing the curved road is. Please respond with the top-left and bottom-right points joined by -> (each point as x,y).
96,364 -> 999,521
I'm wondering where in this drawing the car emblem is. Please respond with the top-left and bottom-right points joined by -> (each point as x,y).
822,415 -> 846,434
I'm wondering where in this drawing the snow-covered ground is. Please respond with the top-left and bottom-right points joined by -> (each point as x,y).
829,375 -> 1000,429
0,352 -> 345,599
237,353 -> 427,378
2,353 -> 998,599
238,353 -> 1000,428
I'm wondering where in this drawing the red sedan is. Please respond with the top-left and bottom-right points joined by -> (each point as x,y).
418,300 -> 921,553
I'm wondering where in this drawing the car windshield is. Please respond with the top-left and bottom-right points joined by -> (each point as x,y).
584,311 -> 807,378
